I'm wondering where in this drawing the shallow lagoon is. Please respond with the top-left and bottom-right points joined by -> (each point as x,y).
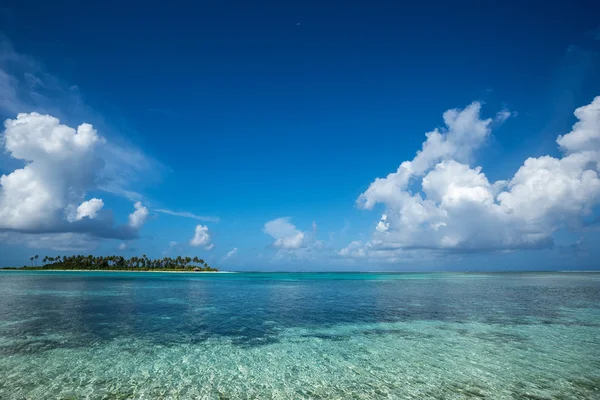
0,271 -> 599,399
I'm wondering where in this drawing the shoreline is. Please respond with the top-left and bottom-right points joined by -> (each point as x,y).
0,269 -> 235,274
1,269 -> 598,274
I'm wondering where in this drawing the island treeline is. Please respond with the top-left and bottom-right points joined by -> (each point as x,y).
11,255 -> 218,271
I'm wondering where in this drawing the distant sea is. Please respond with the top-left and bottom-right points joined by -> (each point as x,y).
0,271 -> 599,399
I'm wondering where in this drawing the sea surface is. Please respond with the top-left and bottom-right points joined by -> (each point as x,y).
0,271 -> 599,399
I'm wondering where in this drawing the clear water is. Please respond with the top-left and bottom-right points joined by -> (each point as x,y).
0,271 -> 599,399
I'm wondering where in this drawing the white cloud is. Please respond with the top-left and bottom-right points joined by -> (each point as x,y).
263,217 -> 307,249
169,241 -> 177,247
76,198 -> 104,220
495,109 -> 516,123
128,201 -> 149,229
339,240 -> 367,258
357,102 -> 509,210
0,113 -> 104,230
223,247 -> 238,260
375,214 -> 389,232
556,97 -> 600,154
0,39 -> 165,255
154,209 -> 219,222
190,224 -> 213,249
263,218 -> 333,263
0,37 -> 165,213
0,112 -> 150,240
344,97 -> 600,260
118,242 -> 127,250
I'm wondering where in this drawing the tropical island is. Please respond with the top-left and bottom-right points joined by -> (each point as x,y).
3,255 -> 219,272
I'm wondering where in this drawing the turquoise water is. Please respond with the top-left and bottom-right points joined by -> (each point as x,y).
0,272 -> 599,399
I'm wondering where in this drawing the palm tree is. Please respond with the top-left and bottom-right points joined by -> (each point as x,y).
20,253 -> 218,271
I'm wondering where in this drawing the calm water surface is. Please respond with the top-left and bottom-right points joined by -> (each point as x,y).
0,271 -> 599,399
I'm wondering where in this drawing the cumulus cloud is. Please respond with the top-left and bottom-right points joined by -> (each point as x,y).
128,201 -> 149,229
0,113 -> 104,229
263,218 -> 329,263
344,97 -> 600,260
0,112 -> 150,240
190,224 -> 213,250
375,214 -> 389,232
263,217 -> 307,249
556,98 -> 600,154
0,38 -> 164,240
357,102 -> 505,210
76,198 -> 104,220
118,243 -> 127,250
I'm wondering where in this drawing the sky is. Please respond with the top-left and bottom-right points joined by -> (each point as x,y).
1,1 -> 600,270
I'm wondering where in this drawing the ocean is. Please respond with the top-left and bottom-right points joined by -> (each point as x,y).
0,271 -> 598,399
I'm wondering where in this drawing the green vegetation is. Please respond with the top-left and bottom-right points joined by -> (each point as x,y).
5,254 -> 218,272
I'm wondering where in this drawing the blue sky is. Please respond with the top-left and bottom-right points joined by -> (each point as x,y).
1,1 -> 600,270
